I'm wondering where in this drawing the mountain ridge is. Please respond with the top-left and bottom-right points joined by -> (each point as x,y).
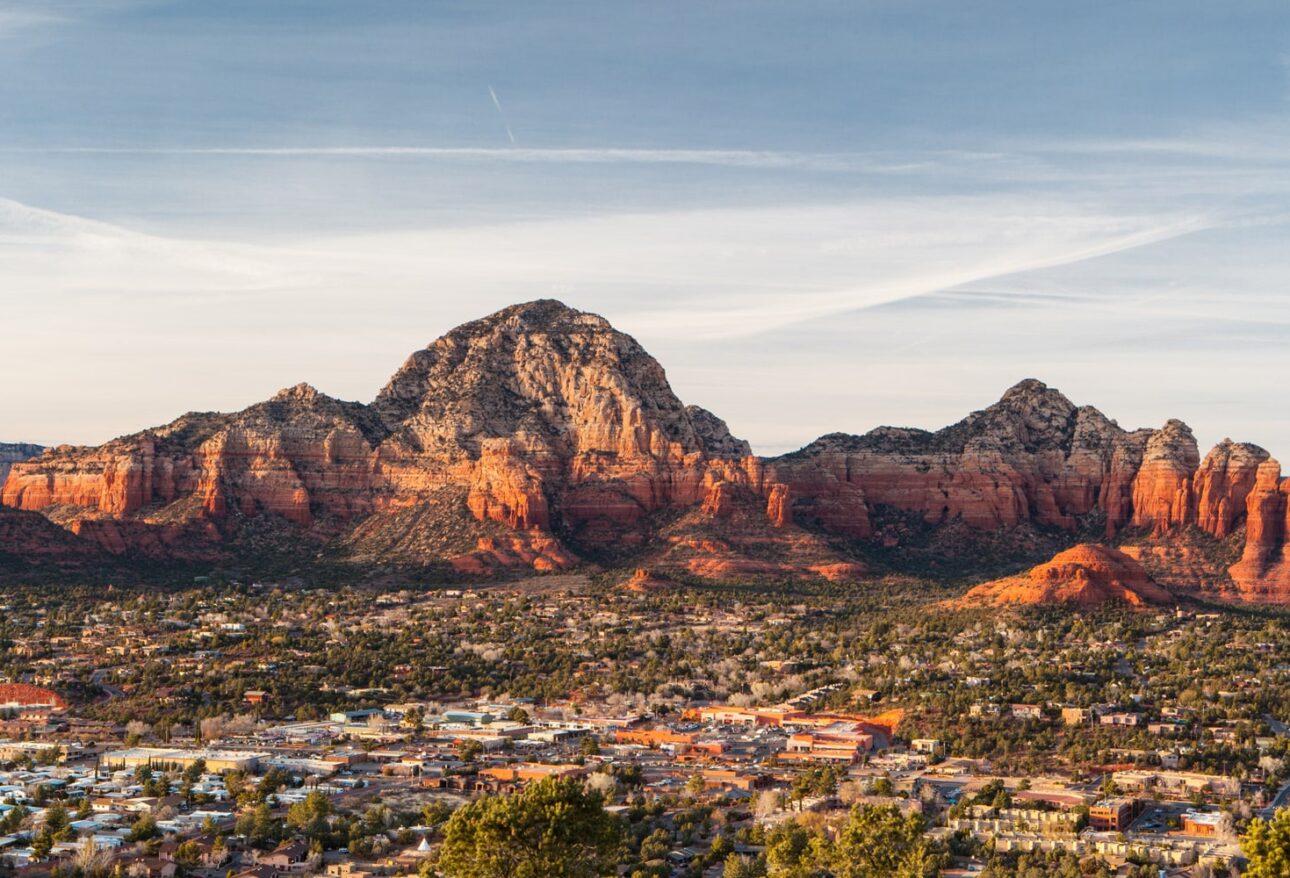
2,300 -> 1287,600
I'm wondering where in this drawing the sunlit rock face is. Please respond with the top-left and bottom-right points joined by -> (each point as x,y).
4,300 -> 1289,597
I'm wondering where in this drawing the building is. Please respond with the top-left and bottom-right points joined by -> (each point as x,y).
1182,810 -> 1223,838
1099,712 -> 1142,727
442,710 -> 494,727
101,748 -> 264,773
615,728 -> 697,749
0,683 -> 66,715
1061,707 -> 1091,726
256,841 -> 313,876
782,731 -> 872,764
1089,798 -> 1138,832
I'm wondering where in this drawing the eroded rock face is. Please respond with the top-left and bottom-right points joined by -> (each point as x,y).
3,299 -> 1288,596
1228,459 -> 1290,599
765,381 -> 1155,537
957,544 -> 1172,608
2,301 -> 749,571
1190,441 -> 1271,538
1130,421 -> 1201,534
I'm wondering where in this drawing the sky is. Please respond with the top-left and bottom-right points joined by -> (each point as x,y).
1,0 -> 1289,457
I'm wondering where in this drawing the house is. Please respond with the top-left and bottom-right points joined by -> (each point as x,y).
125,859 -> 177,878
1060,707 -> 1090,726
1099,712 -> 1142,728
1010,704 -> 1043,721
256,841 -> 313,875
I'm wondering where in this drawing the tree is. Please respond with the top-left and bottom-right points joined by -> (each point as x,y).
764,821 -> 822,878
639,828 -> 671,861
830,805 -> 941,878
73,836 -> 116,878
1243,808 -> 1290,877
724,854 -> 767,878
43,800 -> 73,842
173,840 -> 202,867
287,790 -> 334,842
127,813 -> 160,842
685,774 -> 707,797
236,802 -> 284,849
438,776 -> 623,878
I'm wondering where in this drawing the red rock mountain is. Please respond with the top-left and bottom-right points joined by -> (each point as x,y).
957,544 -> 1172,609
2,300 -> 1288,599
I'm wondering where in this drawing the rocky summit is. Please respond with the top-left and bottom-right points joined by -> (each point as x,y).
2,300 -> 1288,601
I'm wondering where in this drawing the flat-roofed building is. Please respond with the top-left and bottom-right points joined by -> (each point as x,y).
1182,810 -> 1223,837
101,748 -> 264,773
1089,797 -> 1137,832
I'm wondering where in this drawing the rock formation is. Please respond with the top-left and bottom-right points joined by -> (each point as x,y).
1228,459 -> 1290,599
2,299 -> 1288,599
957,544 -> 1172,608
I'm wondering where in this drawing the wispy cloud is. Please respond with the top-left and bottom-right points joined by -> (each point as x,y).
0,8 -> 66,36
487,86 -> 516,145
0,144 -> 972,173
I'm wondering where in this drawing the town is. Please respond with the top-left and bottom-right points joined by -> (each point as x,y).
2,575 -> 1287,878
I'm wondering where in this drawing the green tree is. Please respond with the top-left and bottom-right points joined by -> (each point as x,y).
1244,808 -> 1290,877
724,854 -> 767,878
831,805 -> 940,878
43,801 -> 73,842
764,821 -> 822,878
438,776 -> 623,878
174,840 -> 202,867
639,828 -> 671,861
127,813 -> 160,842
236,803 -> 284,849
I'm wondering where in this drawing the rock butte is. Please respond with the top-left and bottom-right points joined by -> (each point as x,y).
956,544 -> 1172,609
2,299 -> 1288,600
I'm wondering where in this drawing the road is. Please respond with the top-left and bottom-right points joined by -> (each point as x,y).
1260,780 -> 1290,819
91,668 -> 125,701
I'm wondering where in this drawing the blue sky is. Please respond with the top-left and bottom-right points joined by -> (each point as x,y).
2,1 -> 1289,457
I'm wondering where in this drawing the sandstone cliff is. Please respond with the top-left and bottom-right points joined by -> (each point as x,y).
765,380 -> 1156,539
2,300 -> 1288,599
2,301 -> 751,573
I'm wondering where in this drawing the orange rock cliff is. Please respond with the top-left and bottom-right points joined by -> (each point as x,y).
2,300 -> 1287,598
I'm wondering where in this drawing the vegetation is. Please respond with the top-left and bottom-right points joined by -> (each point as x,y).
438,776 -> 624,878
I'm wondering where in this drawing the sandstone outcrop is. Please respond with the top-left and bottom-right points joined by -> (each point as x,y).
765,381 -> 1155,538
2,300 -> 1288,598
1228,459 -> 1290,599
957,544 -> 1171,608
619,567 -> 678,593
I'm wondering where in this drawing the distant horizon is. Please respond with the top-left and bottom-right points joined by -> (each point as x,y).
2,2 -> 1288,459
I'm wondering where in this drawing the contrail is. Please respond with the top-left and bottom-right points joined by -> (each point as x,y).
488,85 -> 516,145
